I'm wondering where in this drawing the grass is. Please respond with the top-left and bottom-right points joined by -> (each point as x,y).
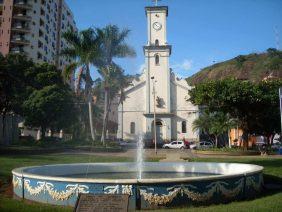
191,157 -> 282,179
0,154 -> 132,184
154,192 -> 282,212
0,153 -> 281,211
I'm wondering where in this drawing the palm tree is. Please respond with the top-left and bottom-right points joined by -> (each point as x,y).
193,111 -> 236,147
61,28 -> 101,141
192,111 -> 211,136
97,25 -> 136,144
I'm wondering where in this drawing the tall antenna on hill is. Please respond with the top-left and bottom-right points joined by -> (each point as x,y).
274,26 -> 280,50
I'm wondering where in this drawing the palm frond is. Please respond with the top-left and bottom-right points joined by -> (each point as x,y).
114,44 -> 136,58
117,28 -> 130,43
62,62 -> 78,82
60,48 -> 77,59
62,30 -> 80,47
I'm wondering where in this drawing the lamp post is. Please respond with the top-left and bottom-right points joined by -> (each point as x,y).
279,87 -> 282,135
151,76 -> 157,155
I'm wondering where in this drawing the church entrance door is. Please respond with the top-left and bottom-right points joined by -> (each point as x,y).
152,119 -> 164,142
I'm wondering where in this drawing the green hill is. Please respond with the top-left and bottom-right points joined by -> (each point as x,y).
187,48 -> 282,85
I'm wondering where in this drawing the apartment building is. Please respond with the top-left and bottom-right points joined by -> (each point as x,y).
0,0 -> 77,71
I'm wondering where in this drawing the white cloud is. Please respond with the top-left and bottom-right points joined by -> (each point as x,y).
172,59 -> 193,71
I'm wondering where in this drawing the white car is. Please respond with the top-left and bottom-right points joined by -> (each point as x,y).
190,141 -> 214,149
162,141 -> 186,149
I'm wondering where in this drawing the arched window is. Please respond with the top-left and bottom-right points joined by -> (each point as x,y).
155,54 -> 159,65
130,122 -> 135,134
182,121 -> 187,133
155,39 -> 159,46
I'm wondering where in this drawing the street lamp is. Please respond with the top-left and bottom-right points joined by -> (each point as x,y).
151,76 -> 157,155
279,87 -> 282,135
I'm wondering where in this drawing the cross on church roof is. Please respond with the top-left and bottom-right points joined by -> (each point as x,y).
152,0 -> 162,6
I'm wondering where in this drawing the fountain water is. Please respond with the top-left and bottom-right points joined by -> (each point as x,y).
136,134 -> 144,179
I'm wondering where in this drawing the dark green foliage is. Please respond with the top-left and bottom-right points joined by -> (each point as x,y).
267,48 -> 282,58
24,63 -> 64,89
235,55 -> 246,68
265,48 -> 282,71
0,54 -> 34,116
23,85 -> 76,136
189,79 -> 282,135
0,54 -> 77,141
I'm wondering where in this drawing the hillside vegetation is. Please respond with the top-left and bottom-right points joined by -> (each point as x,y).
187,48 -> 282,85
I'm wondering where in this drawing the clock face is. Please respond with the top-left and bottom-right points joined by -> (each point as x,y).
153,22 -> 162,31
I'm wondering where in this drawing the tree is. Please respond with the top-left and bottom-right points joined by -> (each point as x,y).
0,54 -> 34,144
23,85 -> 76,139
192,110 -> 212,138
97,25 -> 136,144
61,28 -> 102,141
189,79 -> 282,145
193,111 -> 236,147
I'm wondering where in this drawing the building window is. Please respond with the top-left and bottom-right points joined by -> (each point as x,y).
40,8 -> 45,16
38,40 -> 43,48
155,54 -> 159,65
39,29 -> 43,37
130,122 -> 135,134
155,39 -> 159,46
37,52 -> 42,59
182,121 -> 187,133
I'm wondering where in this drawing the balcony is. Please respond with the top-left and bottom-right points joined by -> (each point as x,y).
11,23 -> 30,33
13,13 -> 32,21
14,0 -> 32,9
11,35 -> 30,45
10,47 -> 25,54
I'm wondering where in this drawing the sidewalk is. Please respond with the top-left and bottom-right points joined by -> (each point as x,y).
57,148 -> 282,161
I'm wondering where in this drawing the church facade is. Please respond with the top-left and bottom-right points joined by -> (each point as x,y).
117,6 -> 199,142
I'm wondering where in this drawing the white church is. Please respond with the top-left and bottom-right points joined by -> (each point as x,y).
116,5 -> 199,143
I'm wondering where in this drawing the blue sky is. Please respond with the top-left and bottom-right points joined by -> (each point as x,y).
66,0 -> 282,78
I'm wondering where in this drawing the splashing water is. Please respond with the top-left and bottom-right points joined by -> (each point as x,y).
137,134 -> 144,179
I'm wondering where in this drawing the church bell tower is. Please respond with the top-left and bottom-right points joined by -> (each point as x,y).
144,6 -> 172,114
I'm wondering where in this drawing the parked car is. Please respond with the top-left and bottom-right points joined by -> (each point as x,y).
198,141 -> 214,149
271,142 -> 282,150
162,141 -> 186,149
190,141 -> 214,149
255,135 -> 282,150
189,141 -> 197,149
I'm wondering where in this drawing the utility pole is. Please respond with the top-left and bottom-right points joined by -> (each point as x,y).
151,76 -> 157,155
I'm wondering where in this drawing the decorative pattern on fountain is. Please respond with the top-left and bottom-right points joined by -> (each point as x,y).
23,179 -> 89,201
140,178 -> 245,205
12,175 -> 22,188
104,185 -> 133,195
246,174 -> 263,192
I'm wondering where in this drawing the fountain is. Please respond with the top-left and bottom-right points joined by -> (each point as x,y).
12,136 -> 264,209
136,134 -> 144,180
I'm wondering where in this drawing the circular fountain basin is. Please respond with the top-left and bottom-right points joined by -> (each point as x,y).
12,162 -> 263,209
